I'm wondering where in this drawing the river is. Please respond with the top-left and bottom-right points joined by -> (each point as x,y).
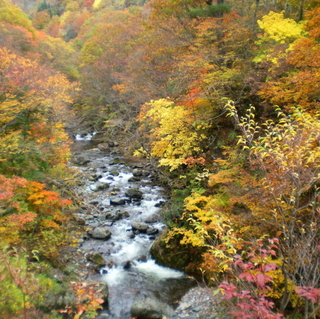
71,135 -> 195,319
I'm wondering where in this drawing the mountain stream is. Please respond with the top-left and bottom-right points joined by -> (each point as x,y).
71,136 -> 195,319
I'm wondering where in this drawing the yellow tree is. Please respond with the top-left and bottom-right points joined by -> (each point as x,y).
255,6 -> 320,113
135,98 -> 208,171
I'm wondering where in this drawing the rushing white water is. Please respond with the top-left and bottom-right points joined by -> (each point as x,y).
73,144 -> 194,319
135,260 -> 185,279
74,132 -> 97,141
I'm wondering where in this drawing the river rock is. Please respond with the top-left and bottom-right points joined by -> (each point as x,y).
98,143 -> 110,151
132,169 -> 144,177
133,168 -> 151,177
125,188 -> 143,199
87,252 -> 107,267
72,155 -> 91,166
131,222 -> 148,233
144,215 -> 160,223
110,170 -> 120,176
105,210 -> 123,221
131,296 -> 174,319
155,201 -> 165,207
90,173 -> 103,181
90,181 -> 109,192
90,227 -> 111,240
96,181 -> 110,190
146,227 -> 158,235
172,287 -> 221,319
110,197 -> 130,205
122,260 -> 131,269
73,216 -> 86,225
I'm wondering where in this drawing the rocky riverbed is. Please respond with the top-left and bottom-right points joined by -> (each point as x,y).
65,138 -> 220,319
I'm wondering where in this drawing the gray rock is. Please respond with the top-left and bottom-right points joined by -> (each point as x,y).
96,182 -> 110,190
72,156 -> 91,166
173,287 -> 221,319
131,296 -> 174,319
91,227 -> 111,240
131,222 -> 149,233
144,215 -> 160,223
146,227 -> 158,235
105,210 -> 123,221
155,201 -> 165,207
132,169 -> 143,177
73,216 -> 86,225
132,168 -> 150,177
110,197 -> 130,206
125,188 -> 143,199
97,143 -> 109,151
90,173 -> 103,181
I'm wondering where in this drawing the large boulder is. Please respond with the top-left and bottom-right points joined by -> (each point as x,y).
105,210 -> 123,221
131,296 -> 174,319
90,227 -> 111,240
131,222 -> 149,233
173,287 -> 221,319
125,188 -> 143,199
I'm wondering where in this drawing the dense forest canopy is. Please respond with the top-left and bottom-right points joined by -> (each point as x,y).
0,0 -> 320,317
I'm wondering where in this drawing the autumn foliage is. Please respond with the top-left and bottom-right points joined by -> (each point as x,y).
1,0 -> 320,317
